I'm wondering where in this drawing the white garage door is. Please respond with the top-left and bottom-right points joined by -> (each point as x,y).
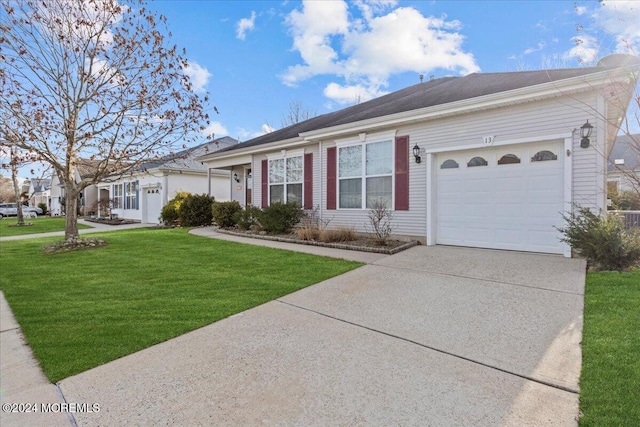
436,142 -> 565,254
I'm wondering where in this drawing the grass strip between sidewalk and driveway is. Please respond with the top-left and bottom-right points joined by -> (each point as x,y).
0,216 -> 92,237
579,269 -> 640,426
0,228 -> 362,383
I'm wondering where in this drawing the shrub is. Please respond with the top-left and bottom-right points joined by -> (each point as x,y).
235,205 -> 262,230
318,227 -> 356,243
212,201 -> 242,228
160,191 -> 191,226
558,206 -> 640,271
365,199 -> 394,246
259,202 -> 303,234
295,226 -> 320,241
37,202 -> 48,216
609,189 -> 640,211
178,194 -> 215,227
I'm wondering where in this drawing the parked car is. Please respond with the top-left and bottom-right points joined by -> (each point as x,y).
0,203 -> 42,219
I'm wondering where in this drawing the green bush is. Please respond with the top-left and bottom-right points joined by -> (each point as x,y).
160,191 -> 190,225
178,194 -> 215,227
235,205 -> 262,230
609,189 -> 640,210
212,201 -> 242,228
259,202 -> 303,234
37,202 -> 48,216
558,206 -> 640,271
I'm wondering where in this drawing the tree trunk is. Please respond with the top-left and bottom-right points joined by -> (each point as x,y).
10,152 -> 25,226
64,181 -> 79,241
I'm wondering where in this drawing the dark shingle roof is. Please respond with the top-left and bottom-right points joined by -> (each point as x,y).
138,136 -> 238,171
609,134 -> 640,171
214,64 -> 622,155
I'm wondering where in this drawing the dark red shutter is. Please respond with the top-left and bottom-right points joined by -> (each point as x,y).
261,159 -> 268,208
326,147 -> 336,210
395,136 -> 409,211
304,153 -> 313,210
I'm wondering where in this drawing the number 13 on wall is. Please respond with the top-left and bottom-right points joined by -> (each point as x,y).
483,135 -> 495,145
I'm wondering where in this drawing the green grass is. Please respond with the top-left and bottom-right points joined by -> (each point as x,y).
579,269 -> 640,426
0,216 -> 92,237
0,228 -> 362,382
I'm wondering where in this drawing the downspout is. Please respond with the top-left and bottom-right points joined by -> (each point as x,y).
319,140 -> 323,223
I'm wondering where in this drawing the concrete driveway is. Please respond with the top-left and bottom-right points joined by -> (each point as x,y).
56,245 -> 585,426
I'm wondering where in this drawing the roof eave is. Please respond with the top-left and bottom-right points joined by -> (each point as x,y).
301,67 -> 637,141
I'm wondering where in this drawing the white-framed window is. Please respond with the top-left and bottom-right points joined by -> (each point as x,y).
124,181 -> 139,210
338,140 -> 393,209
113,184 -> 123,208
269,155 -> 303,204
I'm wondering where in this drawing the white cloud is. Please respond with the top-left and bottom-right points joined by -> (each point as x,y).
591,0 -> 640,54
236,11 -> 257,40
260,124 -> 275,134
201,121 -> 228,139
575,6 -> 587,16
281,1 -> 479,104
524,42 -> 546,55
563,34 -> 599,65
323,82 -> 388,105
182,60 -> 212,94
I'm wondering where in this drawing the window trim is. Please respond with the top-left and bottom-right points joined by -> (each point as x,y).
336,139 -> 394,210
267,150 -> 304,205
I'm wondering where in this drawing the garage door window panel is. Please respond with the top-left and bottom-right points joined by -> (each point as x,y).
531,150 -> 558,162
440,159 -> 459,169
498,154 -> 521,165
467,156 -> 488,167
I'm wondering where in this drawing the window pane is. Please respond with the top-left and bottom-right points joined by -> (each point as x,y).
339,145 -> 362,177
286,156 -> 303,183
531,150 -> 557,162
339,178 -> 362,208
269,159 -> 284,183
366,141 -> 392,175
440,159 -> 459,169
270,184 -> 284,204
467,156 -> 488,167
366,176 -> 392,209
287,183 -> 302,204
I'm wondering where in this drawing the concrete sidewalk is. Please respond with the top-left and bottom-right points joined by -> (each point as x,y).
0,219 -> 149,242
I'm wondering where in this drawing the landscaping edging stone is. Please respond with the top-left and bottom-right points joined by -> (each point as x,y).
214,228 -> 420,255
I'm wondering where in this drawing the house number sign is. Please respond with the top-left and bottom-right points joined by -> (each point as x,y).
483,136 -> 495,145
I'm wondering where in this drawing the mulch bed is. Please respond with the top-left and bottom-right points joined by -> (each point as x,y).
215,228 -> 420,255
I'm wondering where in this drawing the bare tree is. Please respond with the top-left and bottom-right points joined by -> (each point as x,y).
280,100 -> 316,127
0,0 -> 210,241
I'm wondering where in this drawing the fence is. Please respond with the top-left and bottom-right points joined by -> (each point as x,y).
609,210 -> 640,230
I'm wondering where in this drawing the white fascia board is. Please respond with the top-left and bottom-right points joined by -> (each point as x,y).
300,69 -> 631,142
203,153 -> 253,169
197,137 -> 307,163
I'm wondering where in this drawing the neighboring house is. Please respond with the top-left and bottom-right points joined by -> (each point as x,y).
26,178 -> 52,210
50,159 -> 100,216
199,54 -> 640,257
98,137 -> 238,224
607,133 -> 639,194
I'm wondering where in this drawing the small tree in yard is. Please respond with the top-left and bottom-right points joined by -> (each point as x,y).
366,199 -> 394,246
1,0 -> 211,242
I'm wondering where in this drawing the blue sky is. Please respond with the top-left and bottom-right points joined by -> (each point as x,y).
3,0 -> 639,178
149,0 -> 639,142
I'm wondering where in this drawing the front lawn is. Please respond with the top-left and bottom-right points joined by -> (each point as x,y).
0,228 -> 362,382
0,216 -> 92,237
579,269 -> 640,426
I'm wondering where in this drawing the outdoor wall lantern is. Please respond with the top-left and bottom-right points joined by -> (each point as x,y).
580,120 -> 593,148
233,172 -> 240,183
413,144 -> 422,163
